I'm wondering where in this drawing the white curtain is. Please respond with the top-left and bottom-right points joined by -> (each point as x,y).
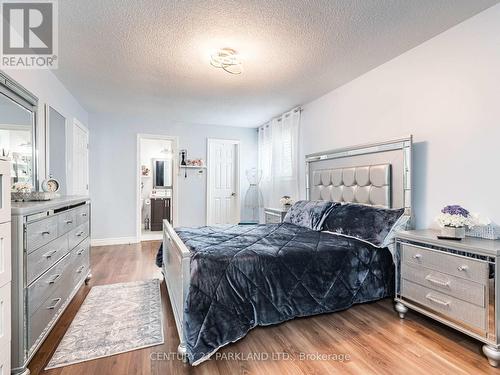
258,108 -> 300,215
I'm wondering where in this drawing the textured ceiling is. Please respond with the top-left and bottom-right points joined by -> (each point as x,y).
54,0 -> 499,127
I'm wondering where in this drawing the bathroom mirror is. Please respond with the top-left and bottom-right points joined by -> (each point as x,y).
0,74 -> 38,190
153,158 -> 172,188
45,105 -> 67,194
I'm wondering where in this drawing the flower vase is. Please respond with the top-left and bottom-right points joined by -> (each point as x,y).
441,225 -> 465,239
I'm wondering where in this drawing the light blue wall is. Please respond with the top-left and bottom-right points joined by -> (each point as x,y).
299,4 -> 500,229
89,112 -> 258,240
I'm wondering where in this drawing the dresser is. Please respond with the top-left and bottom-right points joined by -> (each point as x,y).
11,196 -> 91,375
0,159 -> 11,375
264,207 -> 289,224
395,230 -> 500,367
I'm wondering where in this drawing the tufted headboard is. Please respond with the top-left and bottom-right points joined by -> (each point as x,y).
306,137 -> 412,214
310,164 -> 392,208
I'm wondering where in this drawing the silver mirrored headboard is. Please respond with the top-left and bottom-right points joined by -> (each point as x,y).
305,137 -> 412,215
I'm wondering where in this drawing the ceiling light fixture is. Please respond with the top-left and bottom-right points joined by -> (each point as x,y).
210,48 -> 242,75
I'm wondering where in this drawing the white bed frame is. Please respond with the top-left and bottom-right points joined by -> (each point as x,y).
162,222 -> 190,356
162,136 -> 413,357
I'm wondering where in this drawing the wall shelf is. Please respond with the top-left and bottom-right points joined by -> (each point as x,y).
180,165 -> 206,169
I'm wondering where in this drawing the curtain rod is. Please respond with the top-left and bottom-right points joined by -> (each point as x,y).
257,106 -> 302,131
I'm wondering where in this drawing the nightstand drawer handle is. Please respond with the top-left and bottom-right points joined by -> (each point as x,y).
425,293 -> 450,307
412,254 -> 422,260
425,275 -> 450,287
457,265 -> 469,272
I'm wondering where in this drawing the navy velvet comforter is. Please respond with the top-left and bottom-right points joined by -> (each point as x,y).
162,223 -> 394,365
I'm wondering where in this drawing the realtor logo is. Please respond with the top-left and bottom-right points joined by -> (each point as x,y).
1,0 -> 58,69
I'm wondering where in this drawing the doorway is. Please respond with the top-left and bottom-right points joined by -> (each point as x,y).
206,138 -> 240,225
71,119 -> 89,195
136,134 -> 178,242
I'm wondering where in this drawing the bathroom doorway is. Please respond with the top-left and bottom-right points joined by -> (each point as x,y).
136,134 -> 178,242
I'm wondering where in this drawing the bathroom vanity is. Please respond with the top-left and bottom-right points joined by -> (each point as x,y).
151,197 -> 171,231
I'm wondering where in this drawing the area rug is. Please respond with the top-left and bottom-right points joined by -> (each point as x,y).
45,279 -> 164,369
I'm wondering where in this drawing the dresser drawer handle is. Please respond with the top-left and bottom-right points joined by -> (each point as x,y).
47,274 -> 61,284
81,213 -> 88,217
65,220 -> 73,224
47,298 -> 62,310
77,248 -> 85,255
43,250 -> 58,259
41,231 -> 51,236
425,275 -> 450,287
457,265 -> 469,272
76,265 -> 85,274
425,293 -> 450,307
76,231 -> 86,237
412,254 -> 422,260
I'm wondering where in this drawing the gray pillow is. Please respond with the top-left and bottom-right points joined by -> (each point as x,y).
322,203 -> 406,248
283,200 -> 338,231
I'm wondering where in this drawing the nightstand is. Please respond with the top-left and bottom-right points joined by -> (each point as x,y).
394,229 -> 500,367
264,207 -> 289,224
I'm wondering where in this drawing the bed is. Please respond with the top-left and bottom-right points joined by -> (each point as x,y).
161,137 -> 413,365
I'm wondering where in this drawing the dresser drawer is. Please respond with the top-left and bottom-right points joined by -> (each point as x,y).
0,283 -> 11,352
402,279 -> 486,331
402,262 -> 485,307
402,243 -> 488,284
57,210 -> 77,235
68,222 -> 90,250
27,252 -> 72,315
0,222 -> 11,288
28,287 -> 70,351
69,240 -> 90,285
75,204 -> 90,226
27,234 -> 69,285
26,216 -> 59,253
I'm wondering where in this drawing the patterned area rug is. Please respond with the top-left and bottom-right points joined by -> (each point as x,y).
46,279 -> 164,369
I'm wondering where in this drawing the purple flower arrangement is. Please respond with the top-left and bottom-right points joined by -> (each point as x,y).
441,205 -> 470,217
437,205 -> 473,228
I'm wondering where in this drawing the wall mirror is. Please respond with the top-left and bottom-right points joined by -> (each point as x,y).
153,158 -> 173,188
0,73 -> 38,190
45,105 -> 67,194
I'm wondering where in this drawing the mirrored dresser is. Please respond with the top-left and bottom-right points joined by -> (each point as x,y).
11,196 -> 91,375
395,229 -> 500,367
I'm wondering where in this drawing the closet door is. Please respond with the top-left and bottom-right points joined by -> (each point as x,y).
0,161 -> 10,224
0,221 -> 10,288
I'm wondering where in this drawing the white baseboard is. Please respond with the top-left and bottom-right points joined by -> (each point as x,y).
91,237 -> 139,247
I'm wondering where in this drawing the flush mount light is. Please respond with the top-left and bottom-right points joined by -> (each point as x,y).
210,48 -> 242,75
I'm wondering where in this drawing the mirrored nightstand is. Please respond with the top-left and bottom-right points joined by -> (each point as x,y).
264,207 -> 289,224
395,229 -> 500,367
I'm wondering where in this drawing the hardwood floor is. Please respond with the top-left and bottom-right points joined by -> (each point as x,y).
28,241 -> 498,375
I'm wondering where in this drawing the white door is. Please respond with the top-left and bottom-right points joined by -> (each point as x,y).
72,121 -> 89,195
207,139 -> 240,225
0,160 -> 10,224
